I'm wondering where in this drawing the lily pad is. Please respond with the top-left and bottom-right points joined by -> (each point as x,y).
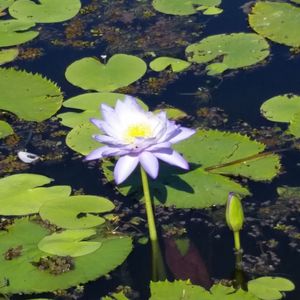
154,107 -> 187,120
248,277 -> 295,300
0,68 -> 63,121
0,19 -> 38,47
0,173 -> 71,215
150,57 -> 191,72
58,92 -> 147,128
38,229 -> 101,257
202,6 -> 223,15
186,33 -> 269,75
0,120 -> 13,138
152,0 -> 221,16
65,54 -> 147,92
0,219 -> 132,294
0,48 -> 18,65
39,195 -> 115,229
9,0 -> 81,23
249,1 -> 300,48
0,0 -> 15,11
289,111 -> 300,137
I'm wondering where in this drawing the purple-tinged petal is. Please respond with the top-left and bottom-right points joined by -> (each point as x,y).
101,103 -> 121,128
90,118 -> 104,130
84,146 -> 108,161
114,155 -> 139,184
93,134 -> 124,146
146,142 -> 172,152
102,147 -> 129,157
168,127 -> 196,144
154,150 -> 189,170
139,151 -> 159,179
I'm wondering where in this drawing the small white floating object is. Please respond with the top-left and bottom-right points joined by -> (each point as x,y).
17,151 -> 40,164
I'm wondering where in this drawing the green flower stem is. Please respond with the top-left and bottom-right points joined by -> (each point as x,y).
140,166 -> 158,242
233,231 -> 241,251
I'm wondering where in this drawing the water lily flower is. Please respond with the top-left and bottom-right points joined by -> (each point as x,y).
85,96 -> 195,184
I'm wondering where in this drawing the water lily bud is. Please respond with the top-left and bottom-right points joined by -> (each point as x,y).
226,192 -> 244,232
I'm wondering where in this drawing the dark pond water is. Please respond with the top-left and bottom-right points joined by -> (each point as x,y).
1,0 -> 300,299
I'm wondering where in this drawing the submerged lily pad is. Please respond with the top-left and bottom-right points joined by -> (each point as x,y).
150,57 -> 191,72
58,93 -> 147,128
0,48 -> 18,65
260,94 -> 300,138
152,0 -> 221,16
0,120 -> 13,138
65,54 -> 147,92
186,33 -> 269,75
39,195 -> 115,229
9,0 -> 81,23
0,174 -> 71,215
0,68 -> 63,121
249,1 -> 300,48
0,219 -> 132,294
248,277 -> 295,300
0,19 -> 38,47
38,229 -> 101,257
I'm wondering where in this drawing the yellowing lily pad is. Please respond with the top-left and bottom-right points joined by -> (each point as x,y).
38,229 -> 101,257
39,195 -> 115,229
249,1 -> 300,48
0,68 -> 63,121
0,174 -> 71,215
0,120 -> 13,138
0,48 -> 18,65
0,19 -> 38,47
65,54 -> 147,92
152,0 -> 221,16
186,33 -> 269,75
9,0 -> 81,23
150,57 -> 191,72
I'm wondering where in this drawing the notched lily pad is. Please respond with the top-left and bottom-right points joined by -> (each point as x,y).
38,229 -> 101,257
9,0 -> 81,23
186,33 -> 269,75
0,173 -> 71,215
39,195 -> 115,229
0,68 -> 63,121
249,1 -> 300,48
65,54 -> 147,92
0,120 -> 13,138
150,57 -> 191,73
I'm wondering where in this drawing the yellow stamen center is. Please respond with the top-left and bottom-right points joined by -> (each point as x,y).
124,124 -> 152,143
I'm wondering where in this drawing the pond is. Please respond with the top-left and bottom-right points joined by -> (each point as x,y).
0,0 -> 300,299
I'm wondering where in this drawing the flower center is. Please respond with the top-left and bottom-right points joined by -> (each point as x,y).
124,124 -> 152,143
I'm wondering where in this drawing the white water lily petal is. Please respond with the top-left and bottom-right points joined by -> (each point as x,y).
17,151 -> 40,163
114,155 -> 139,184
139,151 -> 159,179
154,150 -> 189,170
168,127 -> 196,144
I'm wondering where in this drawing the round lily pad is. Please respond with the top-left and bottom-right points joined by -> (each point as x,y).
150,57 -> 191,72
9,0 -> 81,23
152,0 -> 221,15
65,54 -> 147,92
0,19 -> 38,47
0,219 -> 132,294
0,48 -> 18,65
0,120 -> 13,138
0,68 -> 63,121
249,1 -> 300,48
39,195 -> 115,229
0,173 -> 71,215
186,33 -> 270,75
38,229 -> 101,257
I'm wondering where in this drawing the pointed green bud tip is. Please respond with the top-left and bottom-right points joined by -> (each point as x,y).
226,192 -> 244,232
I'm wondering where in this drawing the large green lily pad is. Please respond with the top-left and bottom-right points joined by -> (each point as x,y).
150,57 -> 191,72
248,277 -> 295,300
260,94 -> 300,138
58,92 -> 147,128
39,195 -> 115,229
0,120 -> 13,138
65,54 -> 147,92
0,0 -> 15,11
38,229 -> 101,257
152,0 -> 221,16
0,174 -> 71,215
0,48 -> 18,65
186,33 -> 269,75
9,0 -> 81,23
0,19 -> 38,47
249,1 -> 300,48
0,68 -> 63,121
0,219 -> 132,294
